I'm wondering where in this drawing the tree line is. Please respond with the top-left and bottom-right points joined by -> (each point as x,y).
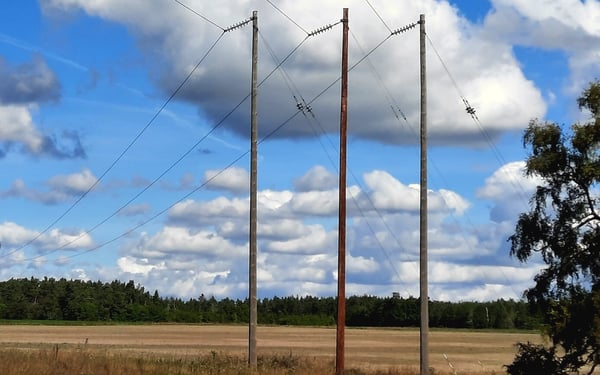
0,277 -> 540,329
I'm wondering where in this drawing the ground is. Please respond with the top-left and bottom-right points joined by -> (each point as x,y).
0,325 -> 541,373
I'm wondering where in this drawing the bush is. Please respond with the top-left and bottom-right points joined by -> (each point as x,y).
505,342 -> 566,375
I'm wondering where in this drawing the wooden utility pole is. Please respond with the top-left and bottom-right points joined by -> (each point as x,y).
336,7 -> 349,375
418,13 -> 429,375
248,10 -> 258,369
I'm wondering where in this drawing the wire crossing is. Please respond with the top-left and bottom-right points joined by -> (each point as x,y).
3,2 -> 532,308
1,32 -> 228,260
20,17 -> 342,262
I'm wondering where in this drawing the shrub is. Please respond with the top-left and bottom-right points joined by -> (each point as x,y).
505,342 -> 566,375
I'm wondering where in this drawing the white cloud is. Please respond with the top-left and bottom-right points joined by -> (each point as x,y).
0,221 -> 38,246
130,226 -> 247,259
477,161 -> 542,222
1,169 -> 98,204
117,256 -> 164,276
362,170 -> 470,214
40,0 -> 547,146
204,166 -> 249,194
485,0 -> 600,92
428,261 -> 538,284
38,228 -> 94,251
294,165 -> 337,192
169,197 -> 249,226
264,223 -> 336,254
0,221 -> 93,253
5,0 -> 572,302
0,105 -> 45,152
47,168 -> 98,194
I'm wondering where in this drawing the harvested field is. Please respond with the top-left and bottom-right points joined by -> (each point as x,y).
0,324 -> 542,373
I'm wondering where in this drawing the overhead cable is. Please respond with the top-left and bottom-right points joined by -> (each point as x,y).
21,29 -> 313,261
1,32 -> 227,260
172,0 -> 225,31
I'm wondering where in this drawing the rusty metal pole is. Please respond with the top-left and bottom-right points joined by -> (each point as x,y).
418,13 -> 429,375
336,7 -> 349,375
248,10 -> 258,369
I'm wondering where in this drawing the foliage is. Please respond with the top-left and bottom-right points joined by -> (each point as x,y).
0,276 -> 541,329
505,342 -> 566,375
509,80 -> 600,373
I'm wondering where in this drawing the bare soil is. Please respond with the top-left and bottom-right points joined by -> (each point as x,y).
0,325 -> 542,373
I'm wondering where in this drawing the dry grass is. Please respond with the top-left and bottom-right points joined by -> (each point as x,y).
0,325 -> 542,374
0,348 -> 493,375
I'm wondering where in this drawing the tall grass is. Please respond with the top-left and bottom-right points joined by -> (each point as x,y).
0,347 -> 500,375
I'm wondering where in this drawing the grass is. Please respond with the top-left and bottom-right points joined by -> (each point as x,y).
0,347 -> 501,375
0,324 -> 536,373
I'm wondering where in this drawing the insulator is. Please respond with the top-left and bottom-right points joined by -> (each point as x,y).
224,18 -> 251,33
462,98 -> 477,117
391,22 -> 418,36
308,24 -> 334,37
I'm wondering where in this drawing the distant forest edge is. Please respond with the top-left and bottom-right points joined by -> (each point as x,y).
0,277 -> 541,329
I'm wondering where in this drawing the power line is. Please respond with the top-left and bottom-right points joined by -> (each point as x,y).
171,0 -> 225,31
349,10 -> 524,299
364,0 -> 392,34
44,18 -> 339,261
425,34 -> 531,207
2,32 -> 228,261
18,25 -> 318,262
35,150 -> 251,262
260,27 -> 416,295
263,0 -> 308,35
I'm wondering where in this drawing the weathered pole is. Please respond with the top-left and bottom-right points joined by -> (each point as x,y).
248,10 -> 258,369
418,13 -> 429,375
336,7 -> 349,375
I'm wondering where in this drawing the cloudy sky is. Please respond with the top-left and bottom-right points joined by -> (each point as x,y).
1,0 -> 599,302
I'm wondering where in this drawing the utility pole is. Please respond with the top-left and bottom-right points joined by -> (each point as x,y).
248,10 -> 258,369
336,7 -> 349,375
418,13 -> 429,375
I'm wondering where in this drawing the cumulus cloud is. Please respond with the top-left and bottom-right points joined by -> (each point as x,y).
294,165 -> 337,192
40,0 -> 546,146
359,170 -> 470,215
0,105 -> 85,159
0,105 -> 46,153
0,54 -> 86,159
12,0 -> 574,301
129,226 -> 247,260
47,168 -> 97,194
204,167 -> 249,194
1,168 -> 98,204
0,55 -> 61,104
264,224 -> 337,254
105,166 -> 521,300
477,161 -> 542,222
0,221 -> 93,253
484,0 -> 600,92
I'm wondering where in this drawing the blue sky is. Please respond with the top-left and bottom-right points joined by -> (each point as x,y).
1,0 -> 599,301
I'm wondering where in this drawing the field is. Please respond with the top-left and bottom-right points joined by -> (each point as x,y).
0,324 -> 542,374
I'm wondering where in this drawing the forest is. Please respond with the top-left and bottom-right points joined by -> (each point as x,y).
0,277 -> 541,329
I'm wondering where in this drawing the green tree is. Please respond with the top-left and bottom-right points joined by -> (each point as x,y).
508,81 -> 600,374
